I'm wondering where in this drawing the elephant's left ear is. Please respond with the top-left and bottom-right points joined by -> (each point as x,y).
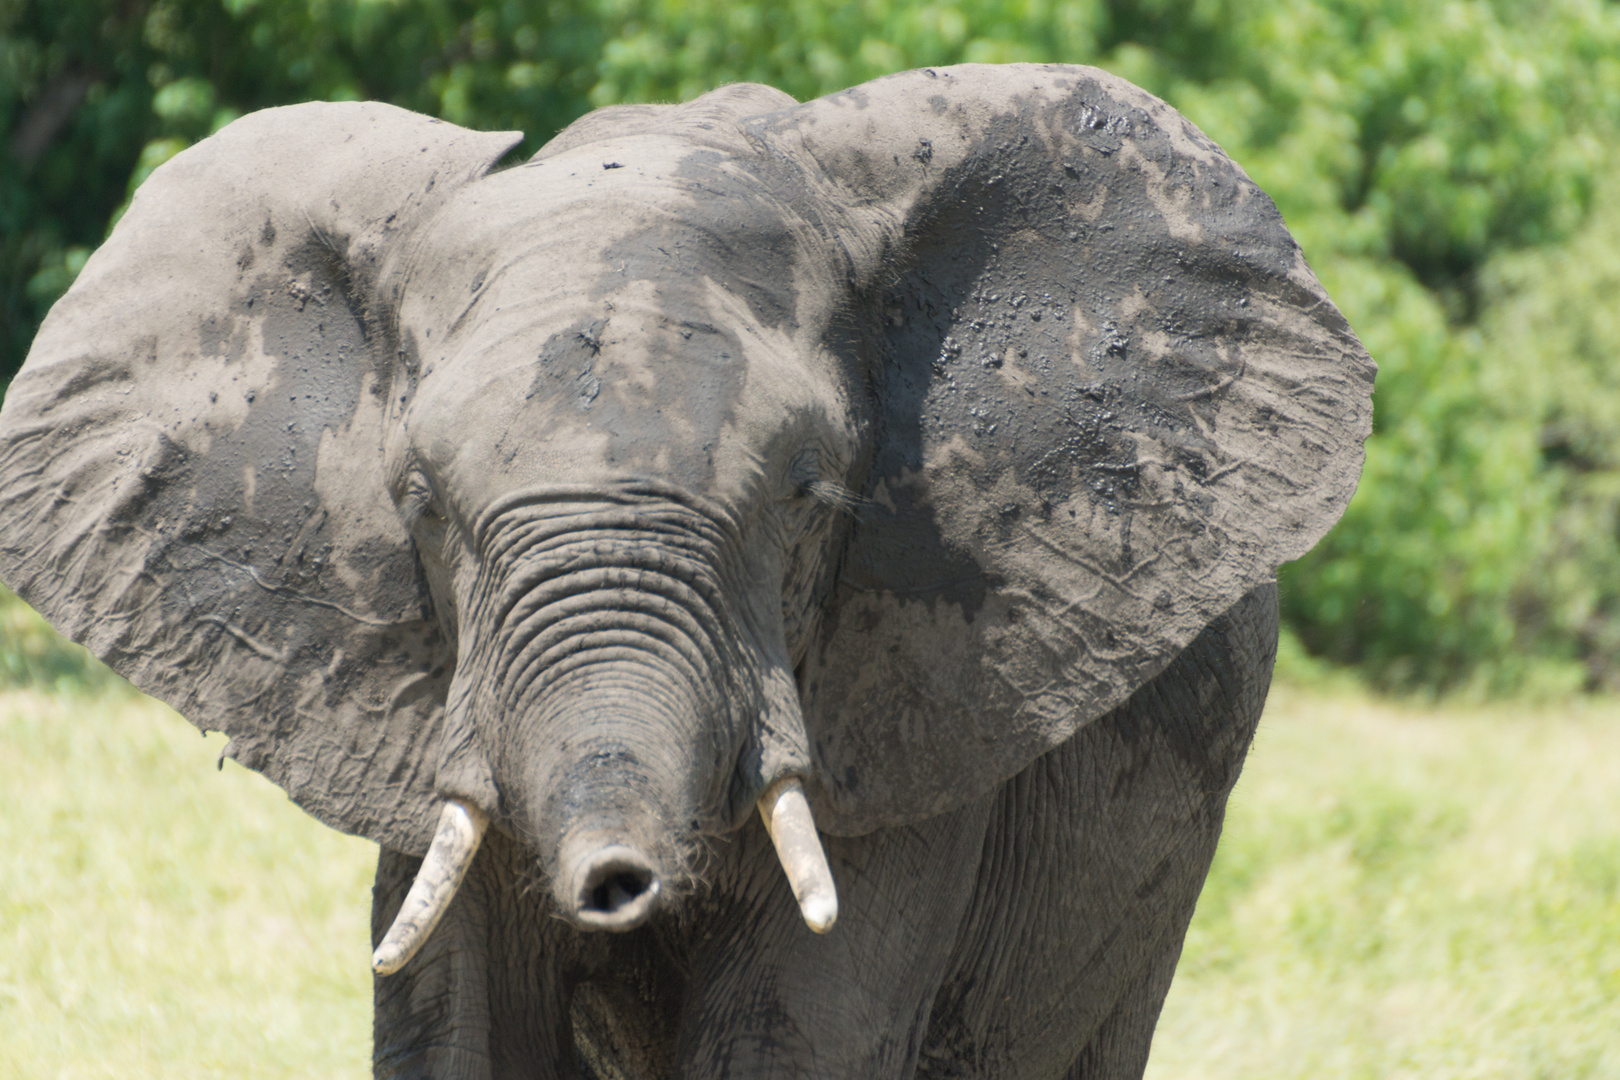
0,104 -> 520,853
759,65 -> 1375,835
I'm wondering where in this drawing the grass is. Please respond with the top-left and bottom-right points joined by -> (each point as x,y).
0,588 -> 124,695
2,587 -> 1617,1076
0,685 -> 376,1078
0,603 -> 376,1078
1147,684 -> 1620,1080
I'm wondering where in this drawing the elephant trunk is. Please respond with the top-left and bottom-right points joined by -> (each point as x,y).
466,498 -> 751,930
560,836 -> 662,930
529,704 -> 697,931
373,494 -> 837,961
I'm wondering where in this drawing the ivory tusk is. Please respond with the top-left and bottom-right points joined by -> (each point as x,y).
372,798 -> 489,976
757,776 -> 838,934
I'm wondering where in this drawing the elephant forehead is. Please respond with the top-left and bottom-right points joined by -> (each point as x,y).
404,277 -> 845,516
406,320 -> 742,494
396,159 -> 848,507
396,132 -> 834,354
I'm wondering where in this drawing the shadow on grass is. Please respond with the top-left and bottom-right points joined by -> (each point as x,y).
0,584 -> 130,694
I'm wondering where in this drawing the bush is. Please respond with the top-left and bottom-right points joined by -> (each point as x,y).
1474,173 -> 1620,690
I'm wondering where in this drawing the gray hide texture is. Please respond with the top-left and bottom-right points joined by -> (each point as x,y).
0,65 -> 1373,850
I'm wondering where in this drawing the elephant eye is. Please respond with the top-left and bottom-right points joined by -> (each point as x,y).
787,448 -> 820,499
403,472 -> 447,530
804,479 -> 863,516
786,446 -> 863,515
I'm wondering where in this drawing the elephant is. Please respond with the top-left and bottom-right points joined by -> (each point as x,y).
0,64 -> 1373,1078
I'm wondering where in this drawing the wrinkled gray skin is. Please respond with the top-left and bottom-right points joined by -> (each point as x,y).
0,65 -> 1373,1078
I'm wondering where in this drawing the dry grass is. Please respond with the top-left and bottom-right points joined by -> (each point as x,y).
1,675 -> 1617,1076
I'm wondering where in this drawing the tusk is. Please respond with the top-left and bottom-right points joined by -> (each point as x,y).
757,776 -> 838,933
372,798 -> 489,976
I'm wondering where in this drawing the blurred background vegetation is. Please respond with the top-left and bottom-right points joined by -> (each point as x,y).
4,0 -> 1620,694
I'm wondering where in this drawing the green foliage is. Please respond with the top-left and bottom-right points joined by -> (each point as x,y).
4,0 -> 1620,691
1475,173 -> 1620,690
1279,259 -> 1570,693
0,0 -> 612,369
585,0 -> 1105,105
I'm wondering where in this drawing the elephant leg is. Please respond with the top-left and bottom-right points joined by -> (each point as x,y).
917,584 -> 1277,1080
373,830 -> 593,1079
1060,933 -> 1185,1080
673,794 -> 998,1079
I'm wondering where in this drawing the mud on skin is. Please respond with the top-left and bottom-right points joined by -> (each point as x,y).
0,64 -> 1372,1078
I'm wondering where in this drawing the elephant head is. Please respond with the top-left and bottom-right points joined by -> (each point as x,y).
0,65 -> 1373,972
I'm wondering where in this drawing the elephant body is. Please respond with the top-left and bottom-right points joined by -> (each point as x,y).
375,585 -> 1276,1079
0,65 -> 1371,1077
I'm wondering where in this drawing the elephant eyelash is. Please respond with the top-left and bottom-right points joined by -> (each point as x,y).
786,448 -> 863,515
803,479 -> 865,516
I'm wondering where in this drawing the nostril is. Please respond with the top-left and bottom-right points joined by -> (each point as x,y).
586,866 -> 653,913
567,844 -> 662,930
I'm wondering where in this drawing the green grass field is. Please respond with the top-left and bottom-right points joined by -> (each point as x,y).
1148,686 -> 1620,1080
0,686 -> 375,1078
1,659 -> 1617,1076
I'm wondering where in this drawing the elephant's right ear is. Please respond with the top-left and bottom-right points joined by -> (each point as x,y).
0,103 -> 520,854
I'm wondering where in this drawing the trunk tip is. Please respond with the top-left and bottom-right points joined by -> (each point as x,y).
566,842 -> 662,931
